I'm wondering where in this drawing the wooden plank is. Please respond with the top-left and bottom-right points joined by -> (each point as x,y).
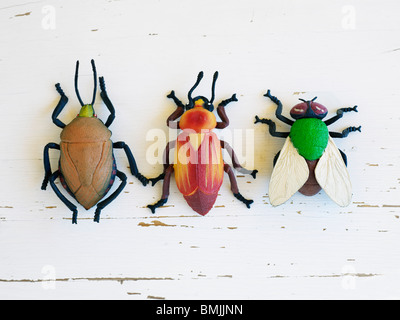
0,0 -> 399,299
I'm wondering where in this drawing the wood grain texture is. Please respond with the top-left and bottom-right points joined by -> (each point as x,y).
0,0 -> 399,299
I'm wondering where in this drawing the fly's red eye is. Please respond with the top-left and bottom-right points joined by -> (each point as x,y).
311,103 -> 328,115
290,103 -> 307,117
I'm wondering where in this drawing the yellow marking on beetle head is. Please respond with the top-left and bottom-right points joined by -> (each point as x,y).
78,104 -> 95,117
194,98 -> 205,107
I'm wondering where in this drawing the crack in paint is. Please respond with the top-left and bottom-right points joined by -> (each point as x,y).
138,220 -> 176,227
270,273 -> 380,279
14,11 -> 31,17
0,276 -> 174,284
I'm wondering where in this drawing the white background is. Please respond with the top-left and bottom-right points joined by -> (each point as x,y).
0,0 -> 399,299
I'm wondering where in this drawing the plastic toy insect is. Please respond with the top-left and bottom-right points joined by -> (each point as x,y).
147,71 -> 257,215
41,60 -> 148,224
255,90 -> 361,207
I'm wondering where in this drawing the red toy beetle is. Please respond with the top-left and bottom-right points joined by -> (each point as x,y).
147,71 -> 257,215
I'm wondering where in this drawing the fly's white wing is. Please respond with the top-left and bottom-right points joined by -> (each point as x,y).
269,137 -> 309,206
315,136 -> 352,207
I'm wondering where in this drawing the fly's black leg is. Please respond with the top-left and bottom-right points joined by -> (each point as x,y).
49,170 -> 78,224
216,94 -> 237,129
94,170 -> 127,223
224,164 -> 253,208
339,149 -> 348,166
254,116 -> 290,138
325,105 -> 358,126
99,77 -> 116,128
329,126 -> 361,138
147,165 -> 174,214
52,83 -> 68,129
220,140 -> 257,178
113,141 -> 149,186
273,151 -> 281,167
41,143 -> 60,190
264,90 -> 294,126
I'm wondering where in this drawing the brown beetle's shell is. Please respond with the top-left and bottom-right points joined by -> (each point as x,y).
59,117 -> 114,209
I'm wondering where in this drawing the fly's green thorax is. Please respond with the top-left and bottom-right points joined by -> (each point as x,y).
78,104 -> 95,117
289,118 -> 329,160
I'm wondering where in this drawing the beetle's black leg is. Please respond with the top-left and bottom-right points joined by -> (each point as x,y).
147,165 -> 174,214
264,90 -> 294,126
166,91 -> 185,129
167,90 -> 185,108
254,116 -> 290,138
224,164 -> 253,209
219,94 -> 238,108
220,140 -> 257,178
149,141 -> 176,186
216,94 -> 237,129
98,77 -> 116,128
329,126 -> 361,138
94,170 -> 127,223
324,106 -> 358,126
51,83 -> 68,129
48,170 -> 78,224
113,141 -> 149,186
41,143 -> 60,190
149,173 -> 165,186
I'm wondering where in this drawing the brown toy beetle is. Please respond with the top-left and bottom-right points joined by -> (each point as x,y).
41,60 -> 148,224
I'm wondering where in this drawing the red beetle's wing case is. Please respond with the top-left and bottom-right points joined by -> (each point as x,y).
196,132 -> 224,194
59,117 -> 114,210
174,131 -> 224,215
174,131 -> 198,197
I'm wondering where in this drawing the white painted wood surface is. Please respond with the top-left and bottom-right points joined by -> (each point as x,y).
0,0 -> 399,300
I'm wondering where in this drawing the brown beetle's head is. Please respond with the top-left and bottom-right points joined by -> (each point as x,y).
75,59 -> 97,118
78,104 -> 95,117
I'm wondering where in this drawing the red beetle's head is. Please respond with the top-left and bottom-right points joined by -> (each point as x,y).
177,71 -> 221,132
290,97 -> 328,120
180,98 -> 217,132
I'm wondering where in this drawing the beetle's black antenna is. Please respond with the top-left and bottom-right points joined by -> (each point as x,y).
74,60 -> 98,107
75,61 -> 84,107
210,71 -> 218,104
90,59 -> 98,106
311,96 -> 318,102
299,98 -> 307,102
187,71 -> 204,108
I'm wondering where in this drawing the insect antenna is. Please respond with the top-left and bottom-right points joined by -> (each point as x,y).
311,96 -> 318,101
209,71 -> 218,104
74,60 -> 98,107
74,61 -> 85,106
187,71 -> 204,109
90,59 -> 98,106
